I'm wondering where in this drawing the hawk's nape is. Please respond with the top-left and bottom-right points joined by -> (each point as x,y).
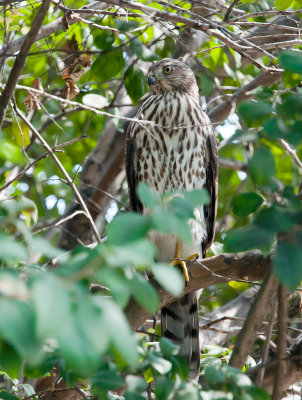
125,58 -> 218,379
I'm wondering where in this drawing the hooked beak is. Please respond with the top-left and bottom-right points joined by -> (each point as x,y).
147,74 -> 156,87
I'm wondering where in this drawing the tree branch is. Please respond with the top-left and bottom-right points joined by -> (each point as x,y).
208,69 -> 283,124
125,250 -> 270,330
0,0 -> 52,127
229,268 -> 279,369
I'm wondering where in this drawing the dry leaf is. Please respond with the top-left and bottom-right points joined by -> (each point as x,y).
24,78 -> 43,112
61,80 -> 80,109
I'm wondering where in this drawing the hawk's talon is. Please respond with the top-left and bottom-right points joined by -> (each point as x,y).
170,240 -> 200,282
170,259 -> 190,282
185,252 -> 200,262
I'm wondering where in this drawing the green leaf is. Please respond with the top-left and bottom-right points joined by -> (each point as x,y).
137,183 -> 161,209
224,226 -> 274,253
93,30 -> 115,50
248,147 -> 275,186
154,376 -> 175,400
280,94 -> 302,117
280,50 -> 302,73
12,119 -> 30,147
124,391 -> 145,400
273,241 -> 302,291
159,337 -> 180,356
107,212 -> 150,245
151,209 -> 192,243
151,263 -> 184,296
115,19 -> 139,32
32,273 -> 70,338
0,340 -> 22,378
254,205 -> 295,233
125,65 -> 146,105
238,101 -> 272,124
274,0 -> 293,10
232,193 -> 263,216
246,387 -> 270,400
0,391 -> 19,400
19,384 -> 35,397
170,189 -> 210,220
199,74 -> 214,96
30,237 -> 64,258
0,299 -> 40,361
92,370 -> 124,391
147,353 -> 172,374
92,50 -> 125,81
131,274 -> 159,313
203,345 -> 230,357
130,38 -> 159,61
97,268 -> 131,308
169,355 -> 188,380
57,316 -> 100,374
95,297 -> 139,367
0,234 -> 27,262
204,365 -> 225,384
125,375 -> 147,393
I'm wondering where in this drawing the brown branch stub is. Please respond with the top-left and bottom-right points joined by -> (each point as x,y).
125,250 -> 271,331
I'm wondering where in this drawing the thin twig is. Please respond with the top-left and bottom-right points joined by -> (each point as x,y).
14,106 -> 101,244
223,0 -> 240,22
279,138 -> 302,170
0,0 -> 52,127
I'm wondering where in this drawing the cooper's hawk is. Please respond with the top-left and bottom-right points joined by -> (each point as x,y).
125,58 -> 218,378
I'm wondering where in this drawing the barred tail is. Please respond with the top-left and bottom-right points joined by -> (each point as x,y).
161,292 -> 200,379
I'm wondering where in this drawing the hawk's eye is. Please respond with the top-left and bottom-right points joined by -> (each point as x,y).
163,65 -> 173,74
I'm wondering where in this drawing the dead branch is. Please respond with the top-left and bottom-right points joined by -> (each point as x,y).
0,0 -> 52,127
229,268 -> 279,369
125,250 -> 270,330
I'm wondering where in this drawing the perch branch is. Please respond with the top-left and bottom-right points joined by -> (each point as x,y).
124,250 -> 270,330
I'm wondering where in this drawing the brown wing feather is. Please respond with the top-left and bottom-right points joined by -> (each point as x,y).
203,131 -> 218,255
125,124 -> 143,213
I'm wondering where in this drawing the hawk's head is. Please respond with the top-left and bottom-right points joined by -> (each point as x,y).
147,58 -> 199,99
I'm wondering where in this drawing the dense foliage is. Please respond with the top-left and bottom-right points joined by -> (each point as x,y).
0,0 -> 301,399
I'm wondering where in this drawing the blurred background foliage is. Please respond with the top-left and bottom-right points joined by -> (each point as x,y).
0,0 -> 302,398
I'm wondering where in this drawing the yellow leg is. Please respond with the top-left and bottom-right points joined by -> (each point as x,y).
170,239 -> 200,282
